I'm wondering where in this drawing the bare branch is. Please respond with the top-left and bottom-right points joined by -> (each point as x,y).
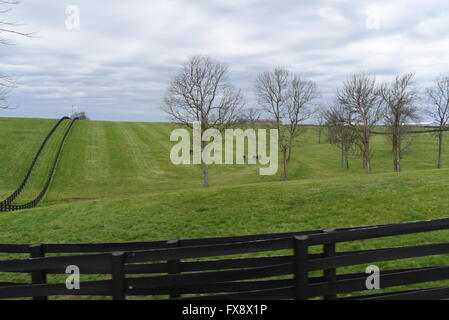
0,1 -> 34,45
379,72 -> 420,172
255,67 -> 318,180
426,75 -> 449,168
162,56 -> 244,129
161,56 -> 245,187
336,73 -> 382,173
324,102 -> 357,169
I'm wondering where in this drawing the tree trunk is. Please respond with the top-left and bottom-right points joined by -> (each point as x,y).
365,157 -> 371,173
346,153 -> 350,169
392,132 -> 397,172
392,130 -> 401,172
396,134 -> 401,172
256,135 -> 259,158
282,150 -> 289,181
438,131 -> 443,169
341,142 -> 345,168
203,162 -> 209,188
344,146 -> 350,169
364,140 -> 371,174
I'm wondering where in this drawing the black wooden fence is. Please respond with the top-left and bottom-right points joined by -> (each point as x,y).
2,217 -> 449,300
0,117 -> 77,212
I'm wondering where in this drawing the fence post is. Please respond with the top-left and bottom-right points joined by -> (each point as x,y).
111,251 -> 126,300
323,228 -> 337,300
167,239 -> 181,299
293,235 -> 309,300
30,244 -> 48,300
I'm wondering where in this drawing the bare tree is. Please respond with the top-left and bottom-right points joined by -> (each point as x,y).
325,103 -> 357,169
240,107 -> 262,127
0,1 -> 33,110
255,67 -> 318,180
315,104 -> 327,144
239,107 -> 262,157
426,75 -> 449,169
162,56 -> 244,187
379,73 -> 419,172
336,73 -> 382,174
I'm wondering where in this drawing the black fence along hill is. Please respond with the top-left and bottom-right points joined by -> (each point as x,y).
1,217 -> 449,300
0,117 -> 78,212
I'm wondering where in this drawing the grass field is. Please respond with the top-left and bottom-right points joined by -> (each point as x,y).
1,117 -> 448,242
1,117 -> 449,298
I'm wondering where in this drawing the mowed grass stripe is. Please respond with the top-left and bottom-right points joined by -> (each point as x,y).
134,122 -> 202,181
47,121 -> 113,202
118,122 -> 154,175
104,121 -> 139,178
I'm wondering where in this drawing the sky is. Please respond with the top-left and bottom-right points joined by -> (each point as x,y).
1,0 -> 449,122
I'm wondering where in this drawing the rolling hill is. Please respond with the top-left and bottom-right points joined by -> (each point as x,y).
0,117 -> 448,244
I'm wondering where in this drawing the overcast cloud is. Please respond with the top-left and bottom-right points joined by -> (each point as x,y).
1,0 -> 449,121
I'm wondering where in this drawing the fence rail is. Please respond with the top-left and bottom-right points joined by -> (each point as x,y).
0,117 -> 77,212
1,217 -> 449,300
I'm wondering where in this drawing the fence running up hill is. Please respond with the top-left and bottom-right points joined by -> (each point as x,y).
1,217 -> 449,300
0,117 -> 77,212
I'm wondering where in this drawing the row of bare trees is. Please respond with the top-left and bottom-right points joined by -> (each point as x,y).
324,73 -> 449,173
162,56 -> 449,187
326,73 -> 418,174
427,76 -> 449,169
162,57 -> 318,187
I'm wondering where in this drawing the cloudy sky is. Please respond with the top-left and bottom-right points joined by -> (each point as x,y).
1,0 -> 449,122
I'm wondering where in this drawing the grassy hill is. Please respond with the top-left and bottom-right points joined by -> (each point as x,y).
0,116 -> 448,243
